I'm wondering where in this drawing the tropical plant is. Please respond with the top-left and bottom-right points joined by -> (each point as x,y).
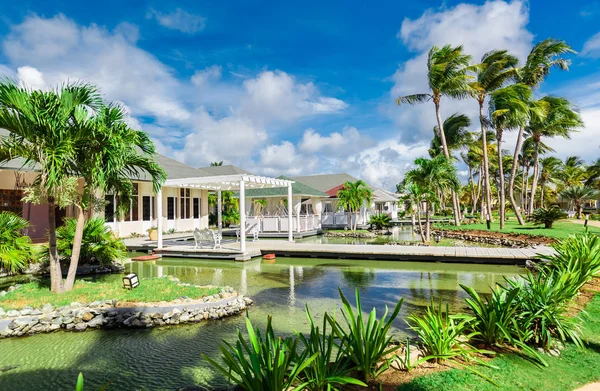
508,39 -> 574,225
397,44 -> 474,225
297,307 -> 366,391
327,288 -> 403,382
203,316 -> 317,391
471,50 -> 519,223
0,212 -> 37,272
46,217 -> 127,266
368,213 -> 391,230
531,206 -> 567,228
538,156 -> 563,206
560,185 -> 599,219
337,180 -> 373,231
429,113 -> 471,158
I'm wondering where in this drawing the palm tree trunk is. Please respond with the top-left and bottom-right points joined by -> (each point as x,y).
64,204 -> 86,292
523,165 -> 529,215
434,100 -> 461,226
476,166 -> 483,220
528,141 -> 540,215
468,166 -> 476,215
540,182 -> 545,208
416,203 -> 425,243
497,128 -> 506,229
479,101 -> 494,222
425,201 -> 431,243
47,197 -> 64,293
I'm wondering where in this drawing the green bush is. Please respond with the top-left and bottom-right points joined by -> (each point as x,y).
327,288 -> 403,382
0,212 -> 37,272
531,206 -> 567,228
368,213 -> 392,230
203,316 -> 316,391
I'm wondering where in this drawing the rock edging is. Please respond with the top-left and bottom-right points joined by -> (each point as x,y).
325,231 -> 377,238
0,287 -> 253,339
416,228 -> 552,248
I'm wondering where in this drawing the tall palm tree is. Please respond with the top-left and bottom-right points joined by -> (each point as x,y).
508,39 -> 574,225
397,44 -> 473,226
63,104 -> 166,292
0,81 -> 102,293
337,180 -> 373,231
526,97 -> 583,215
560,185 -> 599,219
429,113 -> 471,158
470,50 -> 519,223
538,156 -> 563,207
404,156 -> 460,242
489,83 -> 531,227
559,155 -> 587,188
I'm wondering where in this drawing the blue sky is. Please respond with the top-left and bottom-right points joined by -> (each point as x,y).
0,1 -> 599,189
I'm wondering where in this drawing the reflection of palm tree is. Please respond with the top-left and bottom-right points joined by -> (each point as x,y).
341,268 -> 375,288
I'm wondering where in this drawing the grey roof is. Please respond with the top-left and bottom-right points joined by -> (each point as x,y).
372,188 -> 400,203
243,175 -> 329,198
290,173 -> 361,193
197,164 -> 253,176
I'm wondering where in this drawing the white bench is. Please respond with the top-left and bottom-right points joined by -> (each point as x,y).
193,228 -> 222,249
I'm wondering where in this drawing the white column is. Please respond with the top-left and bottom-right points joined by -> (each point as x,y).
239,179 -> 246,252
293,197 -> 302,233
287,183 -> 293,241
157,187 -> 163,249
217,189 -> 223,237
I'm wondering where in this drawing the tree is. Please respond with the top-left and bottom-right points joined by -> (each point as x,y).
538,156 -> 563,207
560,185 -> 599,219
585,158 -> 600,189
489,83 -> 531,227
0,81 -> 102,293
429,113 -> 471,158
525,96 -> 583,215
470,50 -> 519,223
210,161 -> 223,166
404,156 -> 460,242
0,212 -> 37,273
559,156 -> 587,188
397,45 -> 474,226
508,39 -> 574,225
337,180 -> 373,231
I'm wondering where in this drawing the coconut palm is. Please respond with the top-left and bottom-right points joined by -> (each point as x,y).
0,81 -> 102,293
397,45 -> 474,226
585,158 -> 600,189
558,156 -> 587,188
404,156 -> 460,242
429,113 -> 471,158
538,156 -> 563,207
0,212 -> 37,273
560,185 -> 599,219
470,50 -> 519,223
526,97 -> 583,215
489,83 -> 531,227
337,180 -> 373,231
508,39 -> 574,225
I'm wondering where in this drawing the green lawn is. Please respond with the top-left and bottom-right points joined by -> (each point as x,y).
437,219 -> 600,240
0,277 -> 220,310
398,294 -> 600,391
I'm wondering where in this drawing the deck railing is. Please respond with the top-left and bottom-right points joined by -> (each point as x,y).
247,214 -> 321,233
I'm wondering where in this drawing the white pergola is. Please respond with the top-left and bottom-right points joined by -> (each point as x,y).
157,174 -> 294,252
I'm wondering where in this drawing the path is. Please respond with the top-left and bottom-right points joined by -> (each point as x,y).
568,219 -> 600,228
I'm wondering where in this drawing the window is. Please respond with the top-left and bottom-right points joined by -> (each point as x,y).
143,196 -> 154,221
167,197 -> 176,220
193,197 -> 200,219
180,188 -> 191,219
104,195 -> 115,222
124,183 -> 139,222
0,189 -> 24,215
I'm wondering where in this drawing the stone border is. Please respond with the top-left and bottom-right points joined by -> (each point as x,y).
0,288 -> 253,338
417,228 -> 551,248
324,231 -> 377,238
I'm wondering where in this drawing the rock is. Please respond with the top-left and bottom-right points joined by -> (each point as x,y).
41,304 -> 55,313
162,312 -> 173,320
49,324 -> 61,331
19,308 -> 33,316
70,302 -> 82,309
66,323 -> 75,331
74,323 -> 88,332
87,314 -> 104,328
243,297 -> 253,306
51,317 -> 63,325
81,312 -> 94,322
62,317 -> 74,325
6,310 -> 20,318
179,314 -> 190,323
30,309 -> 42,316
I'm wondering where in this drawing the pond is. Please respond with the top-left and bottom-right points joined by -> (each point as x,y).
0,256 -> 522,390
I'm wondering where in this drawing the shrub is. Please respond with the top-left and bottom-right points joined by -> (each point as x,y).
531,206 -> 567,228
0,212 -> 37,272
297,307 -> 366,391
368,213 -> 392,230
204,316 -> 316,391
327,288 -> 403,382
46,217 -> 126,266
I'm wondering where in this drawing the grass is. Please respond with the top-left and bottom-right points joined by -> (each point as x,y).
0,277 -> 221,310
437,219 -> 600,240
397,294 -> 600,391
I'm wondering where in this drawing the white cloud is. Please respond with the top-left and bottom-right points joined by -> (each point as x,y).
147,8 -> 206,34
256,141 -> 318,176
16,66 -> 45,90
191,65 -> 222,86
299,126 -> 371,155
581,32 -> 600,58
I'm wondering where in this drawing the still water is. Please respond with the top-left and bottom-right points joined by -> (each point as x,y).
0,257 -> 521,390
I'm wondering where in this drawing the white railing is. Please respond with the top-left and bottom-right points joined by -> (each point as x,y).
247,215 -> 321,233
321,212 -> 369,227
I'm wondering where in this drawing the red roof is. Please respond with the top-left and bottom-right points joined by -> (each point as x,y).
325,184 -> 345,197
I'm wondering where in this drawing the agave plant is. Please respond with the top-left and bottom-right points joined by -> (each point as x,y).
531,206 -> 567,228
297,307 -> 366,391
327,288 -> 403,382
368,213 -> 392,230
203,316 -> 316,391
0,212 -> 37,272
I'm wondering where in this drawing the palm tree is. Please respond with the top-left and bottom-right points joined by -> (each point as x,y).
560,185 -> 599,219
211,161 -> 224,166
525,97 -> 583,215
0,81 -> 102,293
508,39 -> 574,225
63,103 -> 166,292
337,180 -> 373,231
0,212 -> 36,273
538,156 -> 563,207
585,158 -> 600,189
559,156 -> 587,188
470,50 -> 519,223
404,156 -> 460,242
397,45 -> 473,226
429,113 -> 471,158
